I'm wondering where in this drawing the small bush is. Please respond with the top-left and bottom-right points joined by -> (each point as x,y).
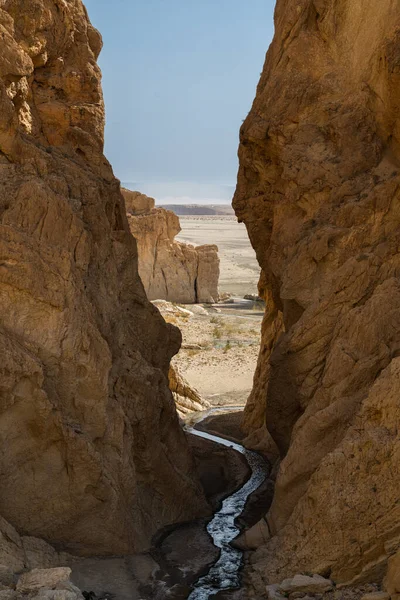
223,340 -> 232,354
213,326 -> 223,339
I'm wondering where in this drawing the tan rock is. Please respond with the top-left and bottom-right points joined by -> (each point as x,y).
16,568 -> 71,593
384,552 -> 400,597
152,299 -> 193,317
0,514 -> 75,576
0,0 -> 208,559
126,192 -> 219,303
234,0 -> 400,586
0,566 -> 14,588
279,575 -> 333,594
266,584 -> 286,600
188,305 -> 209,316
36,592 -> 78,600
361,593 -> 390,600
21,538 -> 73,571
121,188 -> 155,215
0,591 -> 18,600
196,244 -> 220,303
169,364 -> 210,417
234,519 -> 271,551
0,518 -> 24,574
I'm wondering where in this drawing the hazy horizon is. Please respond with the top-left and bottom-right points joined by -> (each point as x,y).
121,181 -> 235,205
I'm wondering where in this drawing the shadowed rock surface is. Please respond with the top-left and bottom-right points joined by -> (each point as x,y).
234,0 -> 400,586
123,189 -> 220,304
0,0 -> 208,558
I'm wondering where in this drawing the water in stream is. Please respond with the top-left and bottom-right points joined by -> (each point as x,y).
187,416 -> 268,599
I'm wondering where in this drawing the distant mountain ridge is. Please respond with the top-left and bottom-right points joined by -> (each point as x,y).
159,204 -> 235,216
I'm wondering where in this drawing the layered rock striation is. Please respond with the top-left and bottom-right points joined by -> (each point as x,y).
123,189 -> 220,304
169,363 -> 210,418
234,0 -> 400,585
0,0 -> 208,559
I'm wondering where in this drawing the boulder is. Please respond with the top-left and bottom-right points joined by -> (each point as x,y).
0,518 -> 24,573
361,593 -> 390,600
234,519 -> 271,551
16,568 -> 71,593
187,305 -> 209,316
279,575 -> 333,594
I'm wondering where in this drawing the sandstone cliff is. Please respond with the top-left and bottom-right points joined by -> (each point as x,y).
0,0 -> 208,559
123,189 -> 220,304
234,0 -> 400,586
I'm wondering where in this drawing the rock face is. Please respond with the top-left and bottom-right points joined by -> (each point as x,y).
16,568 -> 72,593
169,364 -> 210,418
0,0 -> 208,558
122,187 -> 155,215
384,551 -> 400,599
0,515 -> 73,574
123,189 -> 220,303
234,0 -> 400,586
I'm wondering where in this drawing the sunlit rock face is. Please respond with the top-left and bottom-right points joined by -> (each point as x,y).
234,0 -> 400,585
0,0 -> 208,557
124,189 -> 220,304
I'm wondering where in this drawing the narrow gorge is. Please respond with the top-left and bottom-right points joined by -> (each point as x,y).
0,1 -> 399,600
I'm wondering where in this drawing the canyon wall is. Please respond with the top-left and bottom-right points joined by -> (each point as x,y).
0,0 -> 208,559
123,189 -> 220,304
234,0 -> 400,586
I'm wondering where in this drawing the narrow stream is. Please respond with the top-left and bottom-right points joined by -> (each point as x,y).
186,410 -> 268,599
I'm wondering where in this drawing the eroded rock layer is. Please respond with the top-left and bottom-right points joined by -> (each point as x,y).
169,363 -> 210,418
0,0 -> 208,558
234,0 -> 400,585
123,189 -> 220,304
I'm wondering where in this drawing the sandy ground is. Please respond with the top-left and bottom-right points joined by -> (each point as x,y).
163,302 -> 263,406
176,216 -> 260,296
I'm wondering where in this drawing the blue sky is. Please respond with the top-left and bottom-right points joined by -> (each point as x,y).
84,0 -> 275,203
